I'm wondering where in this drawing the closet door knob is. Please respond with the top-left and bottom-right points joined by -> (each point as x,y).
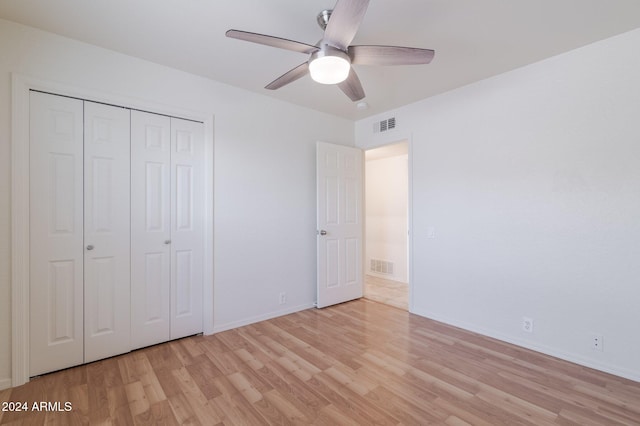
86,245 -> 94,250
164,240 -> 171,245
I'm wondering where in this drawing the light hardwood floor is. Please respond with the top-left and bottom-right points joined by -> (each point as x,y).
364,275 -> 408,310
2,299 -> 639,425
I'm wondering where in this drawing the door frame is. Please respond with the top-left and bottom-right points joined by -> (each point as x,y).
362,136 -> 414,312
10,73 -> 215,386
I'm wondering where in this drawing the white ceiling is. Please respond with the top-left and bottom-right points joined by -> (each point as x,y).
2,1 -> 640,120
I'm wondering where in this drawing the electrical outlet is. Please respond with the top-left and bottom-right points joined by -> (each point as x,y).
279,292 -> 286,305
522,317 -> 534,333
592,334 -> 604,351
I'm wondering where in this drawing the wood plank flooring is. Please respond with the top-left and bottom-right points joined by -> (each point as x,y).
2,299 -> 639,425
364,275 -> 408,310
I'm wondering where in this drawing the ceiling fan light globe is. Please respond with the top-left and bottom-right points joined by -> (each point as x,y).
309,48 -> 351,85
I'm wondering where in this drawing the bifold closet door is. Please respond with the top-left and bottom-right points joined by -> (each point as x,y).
83,101 -> 131,363
131,110 -> 172,349
29,91 -> 84,376
130,114 -> 205,347
29,92 -> 201,375
170,118 -> 204,339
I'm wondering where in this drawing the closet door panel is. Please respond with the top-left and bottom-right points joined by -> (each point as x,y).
84,101 -> 131,363
170,118 -> 204,339
131,110 -> 171,349
29,91 -> 84,376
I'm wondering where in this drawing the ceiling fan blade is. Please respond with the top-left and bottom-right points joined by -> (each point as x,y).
349,45 -> 435,66
226,30 -> 319,54
337,68 -> 365,101
265,62 -> 309,90
323,0 -> 370,50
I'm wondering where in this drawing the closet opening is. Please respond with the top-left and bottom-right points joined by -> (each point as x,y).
25,89 -> 206,378
12,76 -> 214,387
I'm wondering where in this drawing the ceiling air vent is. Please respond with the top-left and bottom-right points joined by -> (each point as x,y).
373,117 -> 397,133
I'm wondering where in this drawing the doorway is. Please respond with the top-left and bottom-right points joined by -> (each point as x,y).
364,141 -> 409,310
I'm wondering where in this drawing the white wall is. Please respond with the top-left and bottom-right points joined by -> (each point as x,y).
365,154 -> 408,283
356,28 -> 640,381
0,19 -> 353,388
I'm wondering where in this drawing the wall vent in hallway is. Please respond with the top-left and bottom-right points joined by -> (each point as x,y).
373,117 -> 396,133
370,259 -> 394,275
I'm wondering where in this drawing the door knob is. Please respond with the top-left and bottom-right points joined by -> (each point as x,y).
164,240 -> 171,244
319,230 -> 327,236
86,245 -> 94,250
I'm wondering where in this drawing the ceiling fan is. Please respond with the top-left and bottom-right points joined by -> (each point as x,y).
226,0 -> 435,102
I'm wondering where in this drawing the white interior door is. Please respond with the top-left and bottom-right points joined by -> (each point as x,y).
131,110 -> 172,349
83,101 -> 131,362
170,117 -> 204,339
29,91 -> 84,376
316,142 -> 363,308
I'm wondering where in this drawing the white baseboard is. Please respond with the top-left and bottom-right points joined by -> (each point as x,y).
0,377 -> 12,391
411,307 -> 640,383
211,302 -> 315,334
